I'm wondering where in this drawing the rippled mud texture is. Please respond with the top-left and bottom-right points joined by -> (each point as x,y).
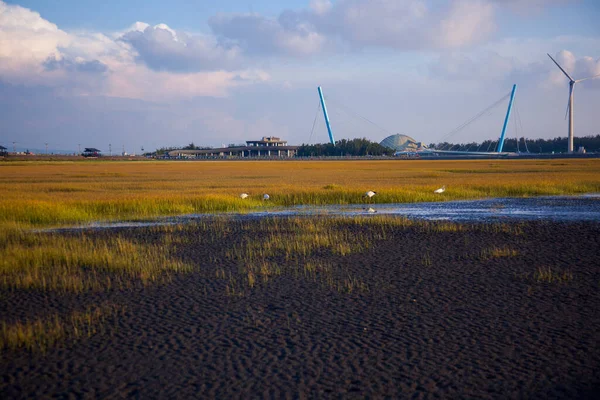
2,218 -> 600,398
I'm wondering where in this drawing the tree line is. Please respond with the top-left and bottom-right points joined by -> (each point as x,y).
297,138 -> 395,157
152,135 -> 600,157
431,135 -> 600,153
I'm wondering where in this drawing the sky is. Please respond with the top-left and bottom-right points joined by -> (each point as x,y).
0,0 -> 599,154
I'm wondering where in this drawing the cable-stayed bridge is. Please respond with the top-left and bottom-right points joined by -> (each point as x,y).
310,85 -> 532,157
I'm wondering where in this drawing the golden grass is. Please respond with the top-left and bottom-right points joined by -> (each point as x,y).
0,226 -> 191,293
212,216 -> 524,295
0,213 -> 538,352
480,246 -> 519,260
208,215 -> 426,295
534,267 -> 574,283
0,159 -> 598,227
1,303 -> 123,352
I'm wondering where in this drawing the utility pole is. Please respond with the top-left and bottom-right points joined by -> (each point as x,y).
122,144 -> 125,156
109,143 -> 112,156
45,142 -> 49,154
12,141 -> 16,153
78,144 -> 81,154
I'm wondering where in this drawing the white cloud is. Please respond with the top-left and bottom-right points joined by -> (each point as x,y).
0,1 -> 268,100
209,0 -> 497,55
429,36 -> 600,92
309,0 -> 333,16
430,51 -> 514,80
436,0 -> 496,48
106,67 -> 269,101
120,23 -> 243,71
492,0 -> 578,13
0,1 -> 68,81
546,50 -> 600,89
209,13 -> 327,56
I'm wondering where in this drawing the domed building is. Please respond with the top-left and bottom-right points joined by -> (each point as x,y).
380,134 -> 426,152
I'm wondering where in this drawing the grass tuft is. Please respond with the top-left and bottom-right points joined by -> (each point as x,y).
534,267 -> 573,283
1,303 -> 124,352
0,228 -> 191,293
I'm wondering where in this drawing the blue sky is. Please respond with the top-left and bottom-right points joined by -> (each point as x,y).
0,0 -> 599,153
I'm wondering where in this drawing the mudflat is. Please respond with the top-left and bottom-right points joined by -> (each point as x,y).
2,218 -> 599,398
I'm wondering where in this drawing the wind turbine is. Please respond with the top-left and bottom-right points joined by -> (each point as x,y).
547,53 -> 600,153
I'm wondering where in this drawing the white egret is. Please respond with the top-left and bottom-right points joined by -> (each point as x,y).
363,190 -> 376,204
434,186 -> 446,194
263,194 -> 270,201
240,193 -> 249,199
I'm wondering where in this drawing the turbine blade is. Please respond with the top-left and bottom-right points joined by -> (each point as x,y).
564,84 -> 574,120
547,53 -> 575,81
575,73 -> 600,83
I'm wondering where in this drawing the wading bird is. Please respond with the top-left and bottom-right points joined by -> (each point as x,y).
364,207 -> 377,213
434,186 -> 446,194
364,190 -> 376,198
263,194 -> 270,201
240,193 -> 249,199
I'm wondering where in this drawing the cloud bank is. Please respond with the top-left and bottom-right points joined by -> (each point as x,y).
0,1 -> 267,100
0,0 -> 598,152
1,0 -> 596,101
209,0 -> 496,55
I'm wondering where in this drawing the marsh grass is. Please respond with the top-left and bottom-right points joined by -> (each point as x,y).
208,216 -> 526,294
422,252 -> 432,267
534,267 -> 574,283
0,159 -> 598,227
514,267 -> 574,285
0,227 -> 191,293
0,303 -> 124,352
220,217 -> 375,294
211,216 -> 420,294
480,246 -> 519,260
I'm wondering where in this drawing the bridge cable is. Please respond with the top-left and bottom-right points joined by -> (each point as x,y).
434,91 -> 511,150
513,100 -> 520,153
325,96 -> 395,138
516,105 -> 528,152
307,100 -> 322,145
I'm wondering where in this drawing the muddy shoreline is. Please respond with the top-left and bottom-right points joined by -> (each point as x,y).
2,219 -> 600,398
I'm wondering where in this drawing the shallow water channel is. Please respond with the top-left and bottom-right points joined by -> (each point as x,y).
51,195 -> 600,232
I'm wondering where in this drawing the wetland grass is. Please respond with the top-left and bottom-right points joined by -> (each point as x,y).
0,302 -> 124,352
0,227 -> 191,293
0,214 -> 562,352
534,267 -> 574,283
0,159 -> 598,228
480,246 -> 519,260
1,158 -> 597,353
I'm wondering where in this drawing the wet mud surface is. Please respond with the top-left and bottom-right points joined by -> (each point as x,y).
45,195 -> 600,232
2,219 -> 600,398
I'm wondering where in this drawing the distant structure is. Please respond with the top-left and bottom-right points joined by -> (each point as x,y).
380,134 -> 427,153
496,84 -> 517,153
82,147 -> 102,157
0,145 -> 7,156
168,137 -> 299,159
547,53 -> 600,153
317,86 -> 336,146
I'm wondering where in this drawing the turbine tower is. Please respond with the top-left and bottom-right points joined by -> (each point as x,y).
547,53 -> 600,153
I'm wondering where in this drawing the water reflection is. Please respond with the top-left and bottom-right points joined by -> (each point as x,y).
48,195 -> 600,232
248,195 -> 600,222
